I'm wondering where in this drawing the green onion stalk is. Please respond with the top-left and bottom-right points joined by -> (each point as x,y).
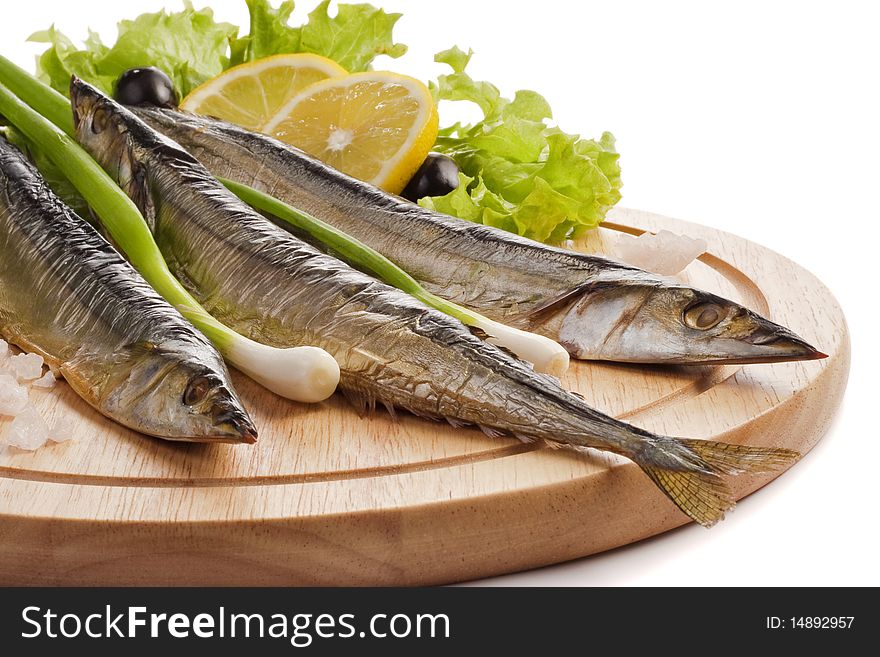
0,53 -> 568,377
0,68 -> 339,402
223,181 -> 569,377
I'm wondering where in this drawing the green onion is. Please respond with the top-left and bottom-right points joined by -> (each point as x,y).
0,55 -> 72,134
0,52 -> 566,377
223,180 -> 570,377
0,76 -> 339,402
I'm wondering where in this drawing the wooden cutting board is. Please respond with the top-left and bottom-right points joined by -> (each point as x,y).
0,208 -> 849,585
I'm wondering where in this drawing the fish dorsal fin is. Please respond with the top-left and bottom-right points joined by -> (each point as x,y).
340,387 -> 376,417
381,400 -> 398,422
468,325 -> 490,340
341,388 -> 404,422
478,424 -> 506,439
467,325 -> 528,363
519,280 -> 602,328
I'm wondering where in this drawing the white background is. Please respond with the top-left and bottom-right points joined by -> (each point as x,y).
3,0 -> 876,586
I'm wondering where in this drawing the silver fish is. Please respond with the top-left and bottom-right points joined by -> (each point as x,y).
74,77 -> 798,526
132,106 -> 825,365
0,134 -> 255,443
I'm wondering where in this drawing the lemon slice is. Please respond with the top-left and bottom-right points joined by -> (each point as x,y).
180,54 -> 347,131
263,72 -> 439,194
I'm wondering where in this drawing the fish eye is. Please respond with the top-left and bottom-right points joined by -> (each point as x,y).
91,108 -> 109,134
183,375 -> 212,406
684,302 -> 725,330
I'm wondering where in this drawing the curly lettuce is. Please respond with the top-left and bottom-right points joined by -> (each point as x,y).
31,1 -> 407,98
422,47 -> 622,242
233,0 -> 407,71
28,3 -> 620,242
30,2 -> 238,97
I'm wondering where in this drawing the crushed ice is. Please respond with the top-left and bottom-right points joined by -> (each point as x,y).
614,230 -> 708,276
0,339 -> 70,453
49,417 -> 76,444
31,370 -> 56,389
0,340 -> 11,377
9,352 -> 44,382
5,405 -> 51,451
0,373 -> 28,415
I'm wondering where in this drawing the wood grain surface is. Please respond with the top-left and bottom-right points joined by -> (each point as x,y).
0,208 -> 850,585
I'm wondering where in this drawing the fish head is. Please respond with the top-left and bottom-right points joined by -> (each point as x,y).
70,76 -> 135,170
71,76 -> 175,228
101,338 -> 257,443
558,280 -> 826,364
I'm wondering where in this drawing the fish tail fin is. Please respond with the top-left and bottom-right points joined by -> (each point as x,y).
677,439 -> 800,476
634,438 -> 799,527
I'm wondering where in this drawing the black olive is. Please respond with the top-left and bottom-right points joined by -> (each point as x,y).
400,153 -> 460,201
114,67 -> 179,108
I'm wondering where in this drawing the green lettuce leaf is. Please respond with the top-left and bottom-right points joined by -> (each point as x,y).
430,46 -> 505,118
297,0 -> 407,71
235,0 -> 407,71
30,26 -> 114,96
419,172 -> 520,235
30,1 -> 408,96
26,4 -> 619,242
230,0 -> 300,64
30,2 -> 239,97
426,48 -> 622,242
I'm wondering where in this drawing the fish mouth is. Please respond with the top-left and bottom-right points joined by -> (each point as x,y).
687,351 -> 828,366
677,330 -> 827,366
210,403 -> 258,444
710,325 -> 828,365
685,312 -> 827,365
69,76 -> 94,130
